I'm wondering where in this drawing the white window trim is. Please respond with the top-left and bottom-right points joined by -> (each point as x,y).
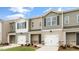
64,16 -> 69,25
77,15 -> 79,24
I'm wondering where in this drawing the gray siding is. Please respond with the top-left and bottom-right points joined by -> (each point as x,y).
30,17 -> 42,31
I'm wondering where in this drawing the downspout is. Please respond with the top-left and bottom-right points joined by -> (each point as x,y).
62,10 -> 66,47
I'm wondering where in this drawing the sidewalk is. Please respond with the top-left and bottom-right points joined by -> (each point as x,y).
36,45 -> 58,51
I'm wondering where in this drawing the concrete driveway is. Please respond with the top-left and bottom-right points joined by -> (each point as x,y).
0,44 -> 20,50
36,45 -> 59,51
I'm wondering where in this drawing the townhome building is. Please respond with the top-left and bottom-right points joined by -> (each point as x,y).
1,18 -> 30,45
1,9 -> 79,47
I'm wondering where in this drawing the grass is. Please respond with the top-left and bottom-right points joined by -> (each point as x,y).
0,46 -> 37,51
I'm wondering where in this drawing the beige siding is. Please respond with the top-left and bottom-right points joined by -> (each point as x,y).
30,17 -> 42,30
2,21 -> 10,43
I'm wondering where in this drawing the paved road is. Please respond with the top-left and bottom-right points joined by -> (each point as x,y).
36,45 -> 58,51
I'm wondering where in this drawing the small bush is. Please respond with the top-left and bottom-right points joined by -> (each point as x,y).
21,44 -> 24,46
67,45 -> 70,48
73,46 -> 79,49
25,44 -> 30,46
60,45 -> 67,49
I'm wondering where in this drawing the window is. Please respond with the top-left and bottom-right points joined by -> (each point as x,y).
40,22 -> 41,26
46,17 -> 52,26
64,16 -> 69,24
10,22 -> 15,32
32,22 -> 34,27
17,22 -> 26,29
52,16 -> 57,26
46,16 -> 57,26
77,15 -> 79,24
22,22 -> 26,29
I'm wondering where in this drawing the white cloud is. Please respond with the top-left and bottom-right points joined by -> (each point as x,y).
6,7 -> 34,20
6,14 -> 25,20
57,8 -> 62,11
10,7 -> 34,14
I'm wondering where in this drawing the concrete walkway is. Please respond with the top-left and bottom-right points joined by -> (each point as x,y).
0,44 -> 20,50
36,45 -> 59,51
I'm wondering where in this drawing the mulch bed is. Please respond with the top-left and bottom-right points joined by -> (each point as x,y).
59,46 -> 79,51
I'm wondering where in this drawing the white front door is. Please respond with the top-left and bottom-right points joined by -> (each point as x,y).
17,35 -> 26,44
44,34 -> 59,46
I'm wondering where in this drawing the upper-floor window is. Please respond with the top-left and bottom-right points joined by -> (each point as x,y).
46,16 -> 57,26
10,22 -> 15,32
31,22 -> 34,27
40,22 -> 41,26
46,17 -> 52,26
52,16 -> 57,26
17,22 -> 26,29
77,15 -> 79,24
64,16 -> 69,25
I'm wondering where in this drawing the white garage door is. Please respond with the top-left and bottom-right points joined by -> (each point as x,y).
44,34 -> 59,46
17,35 -> 26,44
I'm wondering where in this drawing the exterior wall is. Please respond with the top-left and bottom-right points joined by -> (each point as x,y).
66,32 -> 76,46
63,10 -> 79,27
30,17 -> 42,30
42,12 -> 62,30
2,21 -> 10,43
0,21 -> 2,44
15,19 -> 29,33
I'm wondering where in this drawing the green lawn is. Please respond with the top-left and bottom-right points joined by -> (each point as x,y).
0,46 -> 37,51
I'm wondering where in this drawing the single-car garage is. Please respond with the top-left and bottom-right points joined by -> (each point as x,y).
44,34 -> 59,46
17,35 -> 27,44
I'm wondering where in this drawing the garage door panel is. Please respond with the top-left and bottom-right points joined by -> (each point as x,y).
17,35 -> 26,44
44,34 -> 59,46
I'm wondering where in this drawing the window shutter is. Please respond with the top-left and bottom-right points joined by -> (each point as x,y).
57,16 -> 59,25
44,18 -> 46,26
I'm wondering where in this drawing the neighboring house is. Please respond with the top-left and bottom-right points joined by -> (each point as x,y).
63,10 -> 79,47
6,18 -> 30,45
1,9 -> 79,47
0,20 -> 2,44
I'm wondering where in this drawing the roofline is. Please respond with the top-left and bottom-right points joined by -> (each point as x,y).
30,8 -> 79,19
63,8 -> 79,13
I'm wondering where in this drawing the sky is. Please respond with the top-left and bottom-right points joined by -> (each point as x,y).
0,7 -> 78,20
